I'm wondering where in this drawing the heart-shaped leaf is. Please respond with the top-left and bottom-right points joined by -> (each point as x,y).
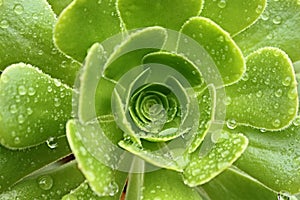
234,0 -> 300,62
225,47 -> 298,130
200,0 -> 267,35
117,0 -> 203,30
0,63 -> 72,149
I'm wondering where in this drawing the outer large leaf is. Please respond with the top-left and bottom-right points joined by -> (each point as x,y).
200,167 -> 278,200
200,0 -> 267,35
0,0 -> 79,86
183,132 -> 248,187
54,0 -> 122,61
178,17 -> 245,86
231,124 -> 300,194
117,0 -> 203,30
0,161 -> 85,200
225,47 -> 298,130
234,0 -> 300,61
0,136 -> 71,192
67,120 -> 127,197
0,64 -> 72,149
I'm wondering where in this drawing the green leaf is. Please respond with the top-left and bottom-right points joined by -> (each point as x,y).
187,85 -> 216,153
200,167 -> 278,200
47,0 -> 73,15
0,0 -> 80,86
0,161 -> 85,200
0,63 -> 73,149
178,17 -> 245,86
62,181 -> 120,200
234,0 -> 300,62
141,169 -> 202,200
54,0 -> 122,61
225,47 -> 298,130
200,0 -> 267,35
117,0 -> 203,30
142,52 -> 204,88
0,136 -> 71,192
66,119 -> 127,197
183,132 -> 248,187
231,124 -> 300,194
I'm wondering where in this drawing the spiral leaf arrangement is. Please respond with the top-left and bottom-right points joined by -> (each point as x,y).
0,0 -> 300,199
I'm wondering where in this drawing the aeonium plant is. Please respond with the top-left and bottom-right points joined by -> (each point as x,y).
0,0 -> 300,199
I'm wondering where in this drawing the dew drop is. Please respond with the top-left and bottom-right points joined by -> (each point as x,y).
223,96 -> 232,105
217,0 -> 226,8
288,88 -> 297,100
293,116 -> 300,126
256,90 -> 262,98
13,4 -> 24,14
28,87 -> 36,96
272,119 -> 281,128
226,119 -> 237,129
47,86 -> 53,93
108,181 -> 119,196
255,5 -> 263,13
38,175 -> 53,190
261,11 -> 269,21
18,114 -> 25,124
53,79 -> 61,87
18,85 -> 27,95
9,104 -> 17,114
241,73 -> 249,81
272,16 -> 282,25
14,137 -> 20,144
260,128 -> 266,133
97,0 -> 102,4
282,76 -> 291,86
0,20 -> 9,29
275,89 -> 283,97
46,137 -> 58,149
54,97 -> 61,107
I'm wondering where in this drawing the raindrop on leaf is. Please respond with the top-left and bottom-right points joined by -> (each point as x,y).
46,137 -> 58,149
13,4 -> 24,15
217,0 -> 226,8
38,175 -> 53,190
226,119 -> 237,129
0,20 -> 9,29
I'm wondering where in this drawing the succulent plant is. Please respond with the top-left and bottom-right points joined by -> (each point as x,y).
0,0 -> 300,199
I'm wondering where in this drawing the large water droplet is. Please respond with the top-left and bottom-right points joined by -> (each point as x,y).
28,87 -> 36,96
0,20 -> 9,29
46,137 -> 58,149
288,88 -> 297,100
18,85 -> 27,95
272,119 -> 281,128
261,11 -> 269,21
38,175 -> 53,190
9,104 -> 17,114
226,119 -> 237,129
217,0 -> 226,8
272,16 -> 282,25
282,76 -> 291,86
293,116 -> 300,126
13,4 -> 24,14
108,181 -> 119,196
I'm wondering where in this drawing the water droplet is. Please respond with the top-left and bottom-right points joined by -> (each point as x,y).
226,119 -> 237,129
272,119 -> 281,128
108,181 -> 119,196
293,116 -> 300,126
18,114 -> 25,124
256,90 -> 262,98
241,73 -> 249,81
13,4 -> 24,14
273,16 -> 282,25
275,89 -> 283,97
47,86 -> 53,92
46,137 -> 58,149
38,175 -> 53,190
256,5 -> 263,13
18,85 -> 27,95
14,137 -> 20,144
288,88 -> 297,100
223,96 -> 232,105
97,0 -> 102,4
9,104 -> 17,114
260,128 -> 266,133
261,11 -> 269,20
0,20 -> 9,29
28,87 -> 36,96
54,98 -> 61,107
282,76 -> 291,86
288,108 -> 296,115
217,0 -> 226,8
53,79 -> 61,87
